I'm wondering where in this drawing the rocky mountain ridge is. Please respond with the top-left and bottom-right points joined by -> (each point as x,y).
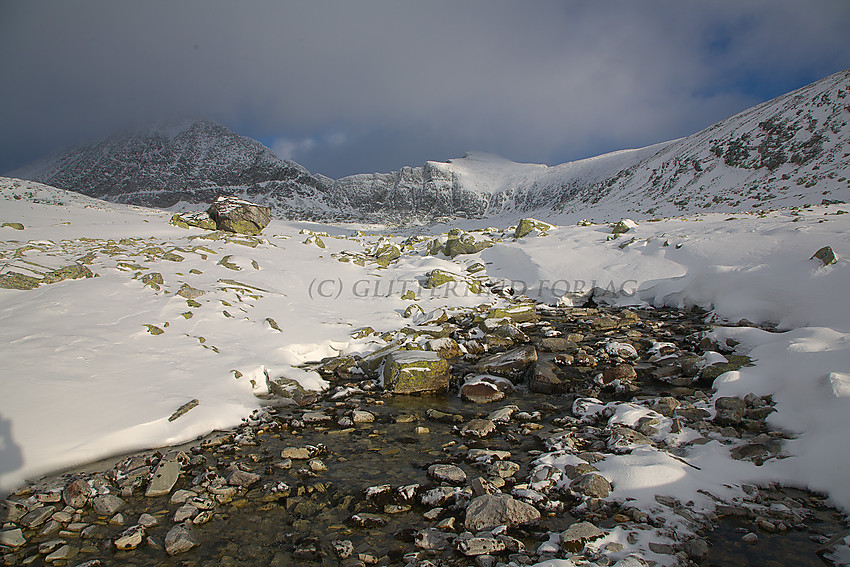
11,69 -> 850,222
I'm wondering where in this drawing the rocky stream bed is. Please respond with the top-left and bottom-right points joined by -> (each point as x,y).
2,301 -> 848,566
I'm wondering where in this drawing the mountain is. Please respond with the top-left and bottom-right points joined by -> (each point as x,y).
11,120 -> 342,218
12,69 -> 850,222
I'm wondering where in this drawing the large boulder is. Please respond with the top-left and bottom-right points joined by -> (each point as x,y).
207,196 -> 271,235
382,350 -> 450,394
464,493 -> 540,531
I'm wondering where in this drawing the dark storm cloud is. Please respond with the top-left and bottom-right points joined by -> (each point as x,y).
2,1 -> 849,178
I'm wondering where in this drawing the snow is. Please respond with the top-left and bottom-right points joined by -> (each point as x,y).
2,174 -> 850,562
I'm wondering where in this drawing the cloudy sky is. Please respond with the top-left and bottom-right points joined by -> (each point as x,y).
2,1 -> 849,179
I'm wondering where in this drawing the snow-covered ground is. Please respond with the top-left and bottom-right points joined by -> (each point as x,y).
2,176 -> 849,561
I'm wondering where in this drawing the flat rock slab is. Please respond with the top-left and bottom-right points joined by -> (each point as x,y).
146,459 -> 181,497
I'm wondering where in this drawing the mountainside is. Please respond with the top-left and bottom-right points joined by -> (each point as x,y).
11,69 -> 850,222
12,120 -> 341,217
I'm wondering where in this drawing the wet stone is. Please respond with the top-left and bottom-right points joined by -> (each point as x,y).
457,536 -> 506,556
428,464 -> 467,485
113,525 -> 145,550
461,418 -> 497,438
165,524 -> 199,555
21,505 -> 56,528
145,458 -> 181,497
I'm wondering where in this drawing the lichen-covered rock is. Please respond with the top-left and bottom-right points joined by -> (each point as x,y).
423,269 -> 482,294
611,219 -> 637,235
0,271 -> 41,290
487,303 -> 538,324
177,283 -> 205,299
371,241 -> 402,267
207,196 -> 271,235
440,229 -> 493,258
514,218 -> 553,238
383,350 -> 450,394
42,264 -> 94,284
170,211 -> 216,230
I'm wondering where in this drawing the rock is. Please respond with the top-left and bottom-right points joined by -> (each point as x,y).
529,360 -> 564,394
1,499 -> 29,523
382,350 -> 451,394
811,246 -> 838,266
0,271 -> 41,290
61,479 -> 91,509
591,316 -> 619,331
92,494 -> 125,517
560,521 -> 606,552
605,341 -> 638,359
460,380 -> 506,403
351,410 -> 375,423
440,230 -> 493,258
145,459 -> 181,497
173,503 -> 198,522
423,268 -> 482,294
168,399 -> 200,422
538,337 -> 578,352
601,364 -> 637,384
165,524 -> 199,555
0,528 -> 26,548
42,264 -> 95,284
683,537 -> 709,559
428,464 -> 467,484
611,219 -> 636,235
421,487 -> 460,507
113,525 -> 145,550
460,419 -> 497,438
570,473 -> 612,498
350,513 -> 388,528
280,446 -> 315,460
487,461 -> 520,478
332,540 -> 354,559
45,543 -> 76,562
207,196 -> 271,235
171,211 -> 216,230
1,222 -> 25,230
464,493 -> 540,532
476,346 -> 538,380
457,537 -> 506,556
714,397 -> 746,425
415,528 -> 453,551
227,469 -> 261,487
177,283 -> 205,300
514,218 -> 552,238
20,505 -> 56,527
487,303 -> 539,324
